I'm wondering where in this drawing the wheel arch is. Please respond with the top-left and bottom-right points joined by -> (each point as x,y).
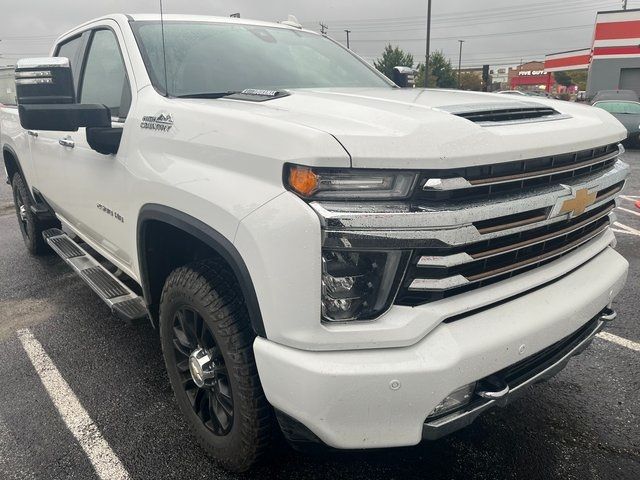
137,204 -> 266,338
3,144 -> 23,185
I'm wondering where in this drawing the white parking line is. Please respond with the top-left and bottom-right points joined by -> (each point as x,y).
17,329 -> 130,480
612,228 -> 639,236
616,206 -> 640,218
619,195 -> 639,201
614,222 -> 640,236
597,331 -> 640,352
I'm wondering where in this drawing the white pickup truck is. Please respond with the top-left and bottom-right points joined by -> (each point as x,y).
0,13 -> 630,472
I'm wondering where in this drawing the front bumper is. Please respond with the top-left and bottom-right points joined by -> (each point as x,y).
254,247 -> 628,449
422,310 -> 613,440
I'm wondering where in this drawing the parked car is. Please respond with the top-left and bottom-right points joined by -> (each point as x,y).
593,100 -> 640,147
0,13 -> 630,472
591,89 -> 639,104
496,90 -> 527,96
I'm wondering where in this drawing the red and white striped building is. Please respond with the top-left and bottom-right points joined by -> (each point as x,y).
544,8 -> 640,98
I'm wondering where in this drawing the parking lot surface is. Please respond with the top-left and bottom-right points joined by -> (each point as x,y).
0,153 -> 639,480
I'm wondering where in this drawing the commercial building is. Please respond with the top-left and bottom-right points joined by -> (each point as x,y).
508,61 -> 555,93
588,9 -> 640,97
489,66 -> 509,90
544,8 -> 640,99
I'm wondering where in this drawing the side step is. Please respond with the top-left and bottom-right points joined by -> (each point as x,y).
43,228 -> 148,324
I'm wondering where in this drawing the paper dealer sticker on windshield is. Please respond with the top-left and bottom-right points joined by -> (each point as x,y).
141,113 -> 173,132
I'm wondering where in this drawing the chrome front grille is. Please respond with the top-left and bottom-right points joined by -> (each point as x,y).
312,143 -> 628,312
396,200 -> 614,306
417,143 -> 619,202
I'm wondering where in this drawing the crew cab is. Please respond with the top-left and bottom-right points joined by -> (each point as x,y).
0,14 -> 629,472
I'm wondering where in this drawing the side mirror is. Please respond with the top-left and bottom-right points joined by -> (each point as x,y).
16,57 -> 75,104
392,66 -> 417,88
15,57 -> 111,132
86,127 -> 122,155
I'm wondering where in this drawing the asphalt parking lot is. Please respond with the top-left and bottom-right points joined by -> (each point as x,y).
0,154 -> 639,480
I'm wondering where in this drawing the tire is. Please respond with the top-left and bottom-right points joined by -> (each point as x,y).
159,260 -> 275,472
11,173 -> 50,255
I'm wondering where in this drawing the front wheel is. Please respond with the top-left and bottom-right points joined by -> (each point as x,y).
11,173 -> 50,255
159,260 -> 275,472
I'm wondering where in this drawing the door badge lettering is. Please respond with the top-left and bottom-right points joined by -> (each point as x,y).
141,113 -> 173,132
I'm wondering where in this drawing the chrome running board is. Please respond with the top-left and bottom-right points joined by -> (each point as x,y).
43,228 -> 148,324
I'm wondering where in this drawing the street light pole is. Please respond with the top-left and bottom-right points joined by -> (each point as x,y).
345,29 -> 351,49
457,40 -> 465,89
424,0 -> 432,88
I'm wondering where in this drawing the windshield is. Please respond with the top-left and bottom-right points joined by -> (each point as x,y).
593,101 -> 640,115
131,21 -> 392,96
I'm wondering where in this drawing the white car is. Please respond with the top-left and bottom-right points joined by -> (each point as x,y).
0,13 -> 629,472
496,90 -> 528,95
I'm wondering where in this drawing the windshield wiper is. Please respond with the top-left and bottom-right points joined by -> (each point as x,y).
175,91 -> 241,99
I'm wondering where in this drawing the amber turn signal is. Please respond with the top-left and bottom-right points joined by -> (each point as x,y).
288,167 -> 319,196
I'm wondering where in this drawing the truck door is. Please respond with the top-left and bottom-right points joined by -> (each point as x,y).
28,32 -> 87,205
54,25 -> 136,272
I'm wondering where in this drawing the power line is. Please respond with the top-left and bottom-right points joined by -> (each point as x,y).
349,23 -> 593,43
323,4 -> 613,33
301,0 -> 614,28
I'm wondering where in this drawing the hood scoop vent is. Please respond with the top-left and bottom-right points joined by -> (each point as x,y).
440,101 -> 568,126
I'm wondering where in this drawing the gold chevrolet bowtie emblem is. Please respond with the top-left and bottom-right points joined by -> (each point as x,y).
559,188 -> 597,217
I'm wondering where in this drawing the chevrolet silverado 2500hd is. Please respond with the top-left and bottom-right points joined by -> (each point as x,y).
0,14 -> 630,472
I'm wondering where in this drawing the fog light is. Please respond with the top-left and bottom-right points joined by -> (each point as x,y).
427,383 -> 476,418
321,250 -> 408,322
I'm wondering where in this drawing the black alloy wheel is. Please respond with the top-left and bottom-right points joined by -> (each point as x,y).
11,173 -> 53,255
159,260 -> 275,472
171,305 -> 234,436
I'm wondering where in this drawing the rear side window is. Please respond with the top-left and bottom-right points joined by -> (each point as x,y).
0,67 -> 16,105
79,29 -> 131,118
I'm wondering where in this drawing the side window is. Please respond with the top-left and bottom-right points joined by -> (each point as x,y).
0,67 -> 16,105
55,35 -> 83,92
80,29 -> 131,119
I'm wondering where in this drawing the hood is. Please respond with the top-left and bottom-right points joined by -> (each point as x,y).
190,88 -> 628,169
610,112 -> 640,133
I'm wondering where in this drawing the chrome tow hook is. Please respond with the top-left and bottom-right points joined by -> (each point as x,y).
600,307 -> 617,322
476,375 -> 510,406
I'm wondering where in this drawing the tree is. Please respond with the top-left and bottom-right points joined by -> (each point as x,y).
554,71 -> 573,87
458,72 -> 482,91
374,44 -> 414,80
415,51 -> 456,88
552,69 -> 588,90
568,70 -> 588,90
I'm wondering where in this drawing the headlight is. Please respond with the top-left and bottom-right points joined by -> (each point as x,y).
286,165 -> 418,200
321,249 -> 409,322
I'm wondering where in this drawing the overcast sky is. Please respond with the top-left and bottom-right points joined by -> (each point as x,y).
0,0 -> 636,68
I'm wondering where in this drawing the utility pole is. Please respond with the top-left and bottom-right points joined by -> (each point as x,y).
424,0 -> 432,88
344,29 -> 351,49
457,40 -> 465,89
319,22 -> 328,35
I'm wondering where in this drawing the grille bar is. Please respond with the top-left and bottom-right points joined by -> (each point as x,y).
418,143 -> 619,202
469,150 -> 619,186
409,222 -> 610,292
417,203 -> 615,268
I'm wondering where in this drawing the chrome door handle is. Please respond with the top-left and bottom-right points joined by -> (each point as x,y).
27,130 -> 38,137
59,136 -> 75,148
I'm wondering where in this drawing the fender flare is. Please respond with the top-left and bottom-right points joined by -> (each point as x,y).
2,144 -> 25,185
137,204 -> 266,338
